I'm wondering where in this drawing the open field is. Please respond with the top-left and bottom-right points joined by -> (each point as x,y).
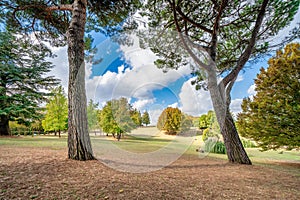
0,128 -> 299,199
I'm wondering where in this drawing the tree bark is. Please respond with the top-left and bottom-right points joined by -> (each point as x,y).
222,109 -> 252,164
207,69 -> 252,165
67,0 -> 94,160
0,115 -> 10,136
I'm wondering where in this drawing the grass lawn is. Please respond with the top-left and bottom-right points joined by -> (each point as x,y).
1,127 -> 299,163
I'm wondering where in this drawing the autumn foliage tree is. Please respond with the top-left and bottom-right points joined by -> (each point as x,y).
237,43 -> 300,151
157,107 -> 190,135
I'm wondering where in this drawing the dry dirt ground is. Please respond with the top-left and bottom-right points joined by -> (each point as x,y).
0,146 -> 299,200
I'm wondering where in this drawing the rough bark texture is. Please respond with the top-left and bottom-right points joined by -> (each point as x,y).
222,109 -> 252,164
0,115 -> 10,136
207,69 -> 251,165
67,0 -> 94,160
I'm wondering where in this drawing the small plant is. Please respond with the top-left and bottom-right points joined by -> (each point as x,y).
202,128 -> 220,141
204,138 -> 226,154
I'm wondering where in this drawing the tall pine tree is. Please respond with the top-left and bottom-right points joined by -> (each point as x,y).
0,0 -> 141,160
0,31 -> 58,135
141,0 -> 299,164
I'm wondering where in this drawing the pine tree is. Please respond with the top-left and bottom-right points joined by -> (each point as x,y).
0,31 -> 58,135
237,43 -> 300,150
42,86 -> 68,137
141,0 -> 299,164
1,0 -> 141,160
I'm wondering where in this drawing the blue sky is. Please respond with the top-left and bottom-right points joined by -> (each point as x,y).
46,34 -> 273,124
47,8 -> 299,124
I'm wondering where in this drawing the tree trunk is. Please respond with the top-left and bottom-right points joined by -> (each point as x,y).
58,130 -> 61,138
0,115 -> 10,136
67,0 -> 94,160
222,109 -> 252,164
207,69 -> 252,165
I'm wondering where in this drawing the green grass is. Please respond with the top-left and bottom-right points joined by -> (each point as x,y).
91,135 -> 174,153
1,127 -> 299,164
0,135 -> 67,150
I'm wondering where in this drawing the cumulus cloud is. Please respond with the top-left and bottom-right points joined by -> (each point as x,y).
46,46 -> 69,91
178,78 -> 213,116
84,34 -> 192,110
230,98 -> 243,115
132,98 -> 155,111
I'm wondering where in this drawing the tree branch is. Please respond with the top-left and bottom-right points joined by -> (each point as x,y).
175,5 -> 213,34
170,0 -> 210,71
210,0 -> 228,61
45,4 -> 73,12
221,0 -> 269,88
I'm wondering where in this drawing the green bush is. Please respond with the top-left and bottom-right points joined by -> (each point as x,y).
202,128 -> 220,141
204,138 -> 226,154
241,138 -> 256,148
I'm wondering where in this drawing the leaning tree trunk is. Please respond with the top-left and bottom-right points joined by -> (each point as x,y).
67,0 -> 94,160
207,69 -> 252,165
0,115 -> 10,136
222,109 -> 251,164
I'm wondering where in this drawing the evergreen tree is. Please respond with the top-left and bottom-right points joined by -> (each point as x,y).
0,31 -> 58,135
237,43 -> 300,150
141,0 -> 299,164
1,0 -> 141,160
42,86 -> 68,137
142,111 -> 150,126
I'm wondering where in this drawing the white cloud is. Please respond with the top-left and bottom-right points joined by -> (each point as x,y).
230,98 -> 243,115
168,102 -> 179,108
84,34 -> 192,110
178,78 -> 213,116
132,98 -> 155,111
148,109 -> 163,126
46,46 -> 69,91
247,84 -> 256,96
236,74 -> 244,82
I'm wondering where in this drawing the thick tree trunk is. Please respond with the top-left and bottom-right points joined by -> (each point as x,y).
0,115 -> 10,136
67,0 -> 94,160
207,69 -> 251,165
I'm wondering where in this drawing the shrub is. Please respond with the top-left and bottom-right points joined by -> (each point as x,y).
202,128 -> 220,141
204,138 -> 226,154
241,138 -> 256,148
